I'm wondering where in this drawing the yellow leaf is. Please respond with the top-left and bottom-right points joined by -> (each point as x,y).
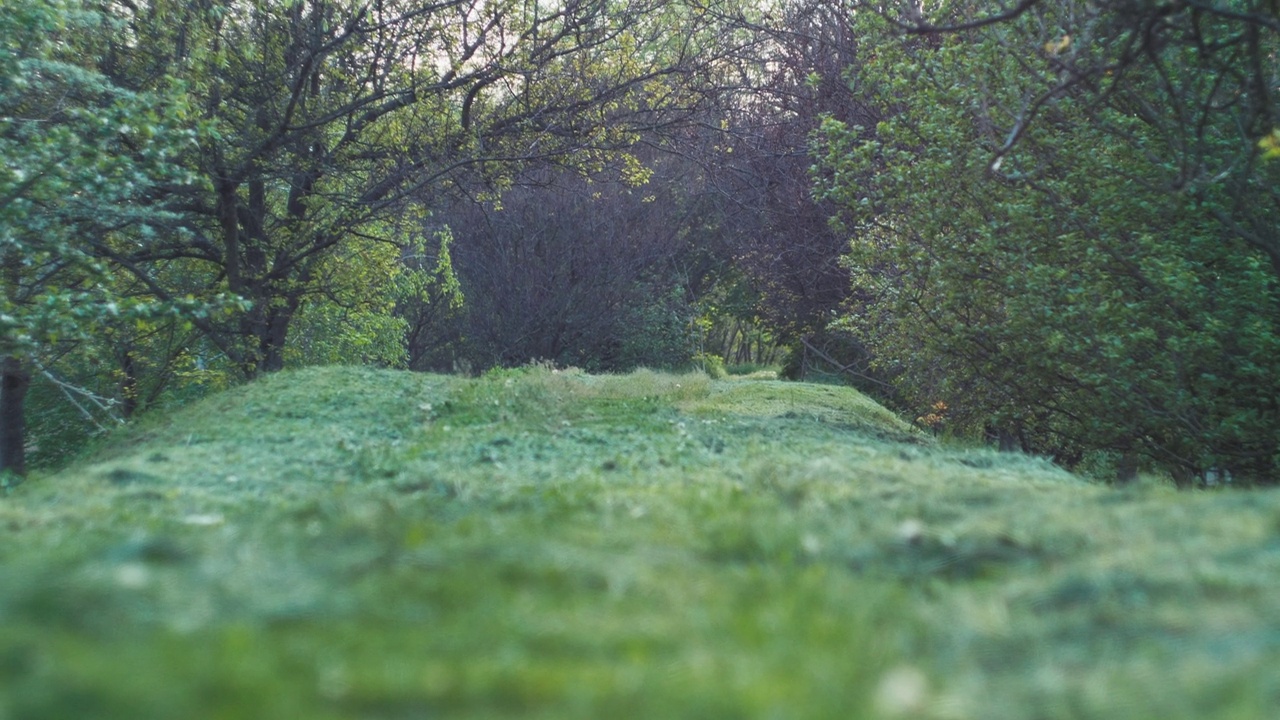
1044,35 -> 1071,56
1259,129 -> 1280,160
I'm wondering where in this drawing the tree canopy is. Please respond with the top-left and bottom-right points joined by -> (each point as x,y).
817,0 -> 1280,483
1,0 -> 216,477
6,0 -> 1280,486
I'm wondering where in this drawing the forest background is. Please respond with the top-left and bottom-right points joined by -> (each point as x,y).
2,0 -> 1278,486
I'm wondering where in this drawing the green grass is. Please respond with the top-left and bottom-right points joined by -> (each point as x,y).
3,365 -> 1279,719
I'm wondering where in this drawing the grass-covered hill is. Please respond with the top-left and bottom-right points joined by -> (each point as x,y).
3,366 -> 1279,719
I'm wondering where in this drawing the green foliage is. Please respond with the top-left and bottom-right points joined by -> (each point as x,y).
1262,129 -> 1280,159
817,7 -> 1280,482
285,224 -> 463,369
693,352 -> 728,379
612,285 -> 700,371
1,0 -> 197,357
725,363 -> 777,377
0,0 -> 242,475
694,276 -> 784,369
92,0 -> 730,376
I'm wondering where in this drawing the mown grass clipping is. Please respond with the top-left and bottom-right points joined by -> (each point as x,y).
3,365 -> 1279,719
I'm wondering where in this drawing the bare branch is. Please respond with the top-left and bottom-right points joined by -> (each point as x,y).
864,0 -> 1044,34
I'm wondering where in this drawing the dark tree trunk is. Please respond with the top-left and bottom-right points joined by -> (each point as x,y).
994,426 -> 1023,453
1,355 -> 32,478
259,305 -> 295,373
120,349 -> 139,419
216,178 -> 243,294
243,291 -> 302,376
1170,466 -> 1198,490
1116,452 -> 1139,484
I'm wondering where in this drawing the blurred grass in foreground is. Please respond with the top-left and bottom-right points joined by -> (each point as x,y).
2,365 -> 1278,719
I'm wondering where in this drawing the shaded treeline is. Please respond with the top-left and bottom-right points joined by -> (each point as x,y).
5,0 -> 1279,485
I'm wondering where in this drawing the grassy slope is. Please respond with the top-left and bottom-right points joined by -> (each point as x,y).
2,366 -> 1279,719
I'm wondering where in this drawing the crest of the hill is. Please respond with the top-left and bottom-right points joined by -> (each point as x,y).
19,365 -> 1077,523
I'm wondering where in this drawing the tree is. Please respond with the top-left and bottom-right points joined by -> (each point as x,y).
818,3 -> 1280,483
860,0 -> 1280,276
707,0 -> 879,341
1,0 -> 204,478
98,0 -> 728,377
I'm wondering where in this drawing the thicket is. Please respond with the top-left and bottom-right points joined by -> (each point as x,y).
818,1 -> 1280,484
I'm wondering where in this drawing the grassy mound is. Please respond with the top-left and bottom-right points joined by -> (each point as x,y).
2,366 -> 1278,719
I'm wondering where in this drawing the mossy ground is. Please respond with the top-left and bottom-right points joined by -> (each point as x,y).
3,366 -> 1279,719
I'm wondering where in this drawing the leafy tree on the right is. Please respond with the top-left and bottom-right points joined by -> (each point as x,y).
817,1 -> 1280,484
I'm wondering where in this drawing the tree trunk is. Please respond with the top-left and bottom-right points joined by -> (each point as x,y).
1,355 -> 32,478
248,292 -> 304,375
996,427 -> 1021,453
721,323 -> 738,363
216,178 -> 243,294
1170,466 -> 1197,490
1115,452 -> 1139,484
259,306 -> 294,373
120,348 -> 139,419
